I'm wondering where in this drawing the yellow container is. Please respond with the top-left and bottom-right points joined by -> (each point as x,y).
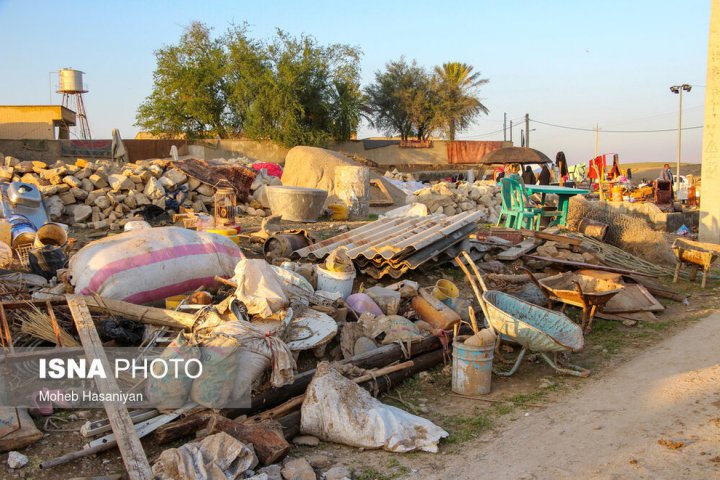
433,279 -> 459,301
165,294 -> 187,310
207,228 -> 241,245
611,185 -> 623,202
328,204 -> 349,221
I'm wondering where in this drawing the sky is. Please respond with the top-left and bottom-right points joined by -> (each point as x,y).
0,0 -> 712,165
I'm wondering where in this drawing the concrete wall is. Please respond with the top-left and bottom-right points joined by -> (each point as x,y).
0,106 -> 75,140
191,139 -> 290,164
332,140 -> 449,166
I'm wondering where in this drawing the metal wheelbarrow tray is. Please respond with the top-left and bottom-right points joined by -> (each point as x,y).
525,269 -> 624,333
455,252 -> 590,378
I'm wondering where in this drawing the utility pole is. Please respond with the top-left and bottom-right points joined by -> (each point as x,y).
525,113 -> 530,147
503,113 -> 507,141
509,120 -> 513,143
521,129 -> 525,147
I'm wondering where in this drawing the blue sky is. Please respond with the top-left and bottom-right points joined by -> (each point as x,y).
0,0 -> 711,165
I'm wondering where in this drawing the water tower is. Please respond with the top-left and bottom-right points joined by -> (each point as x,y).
57,68 -> 91,139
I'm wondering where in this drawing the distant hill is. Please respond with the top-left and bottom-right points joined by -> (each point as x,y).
621,162 -> 702,181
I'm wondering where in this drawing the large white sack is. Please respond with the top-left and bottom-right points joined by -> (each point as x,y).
300,363 -> 448,453
69,226 -> 243,304
232,259 -> 288,317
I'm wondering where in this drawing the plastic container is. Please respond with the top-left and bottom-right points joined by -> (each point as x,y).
315,265 -> 355,300
611,185 -> 623,202
452,335 -> 494,395
206,228 -> 241,246
346,293 -> 383,316
33,223 -> 68,248
433,279 -> 459,302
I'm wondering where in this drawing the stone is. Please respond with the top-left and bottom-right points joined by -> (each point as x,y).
89,173 -> 108,188
20,173 -> 40,186
56,184 -> 70,193
71,187 -> 88,200
46,195 -> 64,221
281,457 -> 316,480
124,195 -> 138,209
63,176 -> 81,188
152,198 -> 166,209
94,196 -> 110,209
144,177 -> 165,199
134,193 -> 151,206
196,184 -> 215,197
59,191 -> 76,205
158,175 -> 176,189
188,177 -> 202,191
40,166 -> 66,180
5,156 -> 19,167
258,465 -> 283,480
7,451 -> 28,469
128,174 -> 143,184
74,168 -> 93,180
139,170 -> 152,182
323,466 -> 351,480
39,184 -> 59,196
198,194 -> 214,205
14,161 -> 36,173
108,174 -> 134,191
73,204 -> 93,223
92,207 -> 101,223
80,178 -> 94,192
292,435 -> 319,447
306,454 -> 331,469
64,164 -> 81,174
148,164 -> 164,178
164,168 -> 187,185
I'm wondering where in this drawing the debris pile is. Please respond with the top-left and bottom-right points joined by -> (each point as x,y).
407,180 -> 501,222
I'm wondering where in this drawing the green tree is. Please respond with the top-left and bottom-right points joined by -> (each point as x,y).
433,62 -> 489,140
136,22 -> 230,138
365,58 -> 439,141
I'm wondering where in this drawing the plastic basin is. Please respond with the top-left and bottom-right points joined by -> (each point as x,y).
266,186 -> 328,222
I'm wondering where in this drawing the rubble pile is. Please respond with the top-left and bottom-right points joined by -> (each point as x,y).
3,156 -> 276,230
535,240 -> 602,264
407,180 -> 501,222
384,168 -> 416,182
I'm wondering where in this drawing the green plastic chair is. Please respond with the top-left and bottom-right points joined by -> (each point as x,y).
500,178 -> 542,230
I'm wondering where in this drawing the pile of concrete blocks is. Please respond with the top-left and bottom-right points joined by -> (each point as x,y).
407,180 -> 502,223
3,156 -> 274,230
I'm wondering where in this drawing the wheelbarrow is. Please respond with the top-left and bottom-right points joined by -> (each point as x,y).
455,252 -> 589,377
672,238 -> 720,289
524,268 -> 624,333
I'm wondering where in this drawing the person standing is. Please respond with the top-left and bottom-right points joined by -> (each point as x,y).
555,152 -> 569,185
659,163 -> 674,199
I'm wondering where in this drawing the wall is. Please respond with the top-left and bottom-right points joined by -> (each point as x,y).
191,139 -> 289,164
332,140 -> 450,166
0,106 -> 75,140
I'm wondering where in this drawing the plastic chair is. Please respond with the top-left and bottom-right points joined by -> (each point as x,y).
500,178 -> 542,230
497,178 -> 519,228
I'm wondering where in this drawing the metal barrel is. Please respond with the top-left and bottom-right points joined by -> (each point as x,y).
8,215 -> 37,248
452,336 -> 494,396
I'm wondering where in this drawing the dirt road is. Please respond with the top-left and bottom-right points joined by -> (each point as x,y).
422,313 -> 720,480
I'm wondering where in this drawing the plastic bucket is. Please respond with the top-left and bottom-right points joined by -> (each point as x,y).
433,279 -> 459,301
328,204 -> 349,221
452,336 -> 494,395
33,223 -> 68,248
315,265 -> 355,300
8,215 -> 37,248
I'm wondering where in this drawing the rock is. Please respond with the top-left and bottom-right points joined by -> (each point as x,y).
163,168 -> 187,185
108,174 -> 134,191
14,161 -> 36,173
80,178 -> 94,192
74,167 -> 92,180
124,194 -> 138,209
7,451 -> 28,469
292,435 -> 320,447
63,175 -> 81,188
258,465 -> 283,480
46,195 -> 64,221
306,454 -> 331,469
20,173 -> 40,186
188,177 -> 202,191
196,184 -> 215,197
144,177 -> 166,200
247,474 -> 269,480
148,164 -> 164,178
73,204 -> 93,223
5,156 -> 19,167
89,173 -> 108,188
323,466 -> 351,480
39,184 -> 59,196
134,193 -> 151,206
94,196 -> 110,209
281,457 -> 316,480
71,187 -> 88,200
58,191 -> 76,205
158,175 -> 176,189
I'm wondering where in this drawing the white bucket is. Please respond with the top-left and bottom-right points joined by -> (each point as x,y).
315,265 -> 355,300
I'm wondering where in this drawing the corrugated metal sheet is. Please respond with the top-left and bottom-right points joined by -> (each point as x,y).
293,211 -> 482,279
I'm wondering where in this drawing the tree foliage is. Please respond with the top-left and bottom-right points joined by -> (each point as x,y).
364,58 -> 488,141
136,22 -> 363,146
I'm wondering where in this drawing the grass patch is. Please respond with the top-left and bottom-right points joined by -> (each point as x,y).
441,406 -> 493,444
367,214 -> 379,221
353,465 -> 407,480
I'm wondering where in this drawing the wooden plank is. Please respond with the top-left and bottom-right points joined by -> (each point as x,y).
498,238 -> 538,261
627,275 -> 688,302
519,229 -> 583,246
66,295 -> 152,480
80,409 -> 159,438
525,255 -> 653,276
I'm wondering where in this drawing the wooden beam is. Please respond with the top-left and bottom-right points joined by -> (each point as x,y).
497,238 -> 538,261
519,229 -> 582,246
66,295 -> 152,480
525,255 -> 653,276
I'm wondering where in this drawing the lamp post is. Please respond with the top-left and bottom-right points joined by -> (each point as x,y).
670,84 -> 692,184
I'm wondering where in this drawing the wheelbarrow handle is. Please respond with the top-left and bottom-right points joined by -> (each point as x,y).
454,254 -> 491,324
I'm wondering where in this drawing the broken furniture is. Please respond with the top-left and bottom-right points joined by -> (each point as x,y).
672,238 -> 720,289
525,269 -> 624,333
456,252 -> 589,377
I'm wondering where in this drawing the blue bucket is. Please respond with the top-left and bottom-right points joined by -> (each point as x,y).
452,336 -> 494,395
8,214 -> 37,248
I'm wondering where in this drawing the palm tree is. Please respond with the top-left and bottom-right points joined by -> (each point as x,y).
433,62 -> 489,141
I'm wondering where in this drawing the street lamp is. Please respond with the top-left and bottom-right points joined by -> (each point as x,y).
670,83 -> 692,186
